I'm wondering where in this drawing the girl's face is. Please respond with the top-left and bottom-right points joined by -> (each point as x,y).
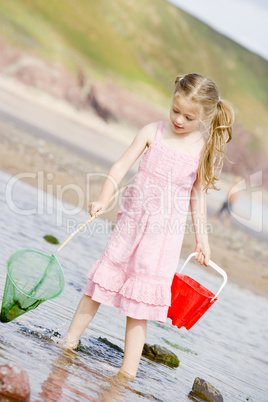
170,96 -> 200,135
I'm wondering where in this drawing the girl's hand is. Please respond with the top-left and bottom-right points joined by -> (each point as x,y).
88,200 -> 108,218
194,242 -> 211,266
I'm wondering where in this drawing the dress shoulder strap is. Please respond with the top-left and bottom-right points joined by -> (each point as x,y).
154,121 -> 165,142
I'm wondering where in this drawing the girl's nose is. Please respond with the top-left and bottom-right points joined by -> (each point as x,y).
175,115 -> 184,125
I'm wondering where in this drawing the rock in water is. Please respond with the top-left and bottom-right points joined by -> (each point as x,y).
98,337 -> 124,353
43,235 -> 60,244
96,339 -> 180,368
142,343 -> 180,367
190,377 -> 223,402
0,362 -> 30,401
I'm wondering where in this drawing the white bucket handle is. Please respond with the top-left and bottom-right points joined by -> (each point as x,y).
179,252 -> 228,302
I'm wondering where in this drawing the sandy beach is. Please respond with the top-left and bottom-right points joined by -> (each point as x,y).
0,77 -> 267,299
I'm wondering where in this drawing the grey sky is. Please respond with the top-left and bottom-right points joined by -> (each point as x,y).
168,0 -> 268,60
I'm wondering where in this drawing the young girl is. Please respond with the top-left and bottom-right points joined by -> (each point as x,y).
64,73 -> 235,378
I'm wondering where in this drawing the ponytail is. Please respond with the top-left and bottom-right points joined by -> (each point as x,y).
199,99 -> 235,191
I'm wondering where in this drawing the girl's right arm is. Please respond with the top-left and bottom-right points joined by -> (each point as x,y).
88,123 -> 155,217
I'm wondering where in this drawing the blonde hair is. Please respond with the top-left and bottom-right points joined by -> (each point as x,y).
174,73 -> 235,191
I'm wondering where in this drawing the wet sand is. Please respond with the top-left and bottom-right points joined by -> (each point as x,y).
0,79 -> 267,299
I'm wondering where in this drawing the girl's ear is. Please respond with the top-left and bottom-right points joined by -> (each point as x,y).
199,116 -> 212,127
203,115 -> 213,121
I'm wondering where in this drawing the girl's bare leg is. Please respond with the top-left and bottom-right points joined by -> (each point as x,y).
119,317 -> 147,378
64,295 -> 100,349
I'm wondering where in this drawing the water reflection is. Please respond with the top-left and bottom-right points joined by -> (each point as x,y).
40,349 -> 140,402
40,350 -> 99,401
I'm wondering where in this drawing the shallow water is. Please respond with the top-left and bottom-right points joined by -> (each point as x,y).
0,169 -> 267,402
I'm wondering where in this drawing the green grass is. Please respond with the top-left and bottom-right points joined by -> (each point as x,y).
0,0 -> 267,135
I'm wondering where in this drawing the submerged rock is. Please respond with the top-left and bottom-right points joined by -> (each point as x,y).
97,338 -> 179,368
43,234 -> 60,244
98,337 -> 124,353
0,362 -> 30,401
189,377 -> 223,402
142,343 -> 180,367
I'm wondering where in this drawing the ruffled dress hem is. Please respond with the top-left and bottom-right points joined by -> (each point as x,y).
85,253 -> 171,322
85,280 -> 169,323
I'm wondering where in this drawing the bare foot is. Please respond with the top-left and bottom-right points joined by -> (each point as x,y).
117,369 -> 135,380
60,334 -> 79,350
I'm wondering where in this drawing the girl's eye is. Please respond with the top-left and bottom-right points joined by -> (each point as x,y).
173,109 -> 178,113
186,117 -> 194,121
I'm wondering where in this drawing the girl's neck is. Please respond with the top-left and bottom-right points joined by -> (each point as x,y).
165,121 -> 202,140
161,121 -> 205,158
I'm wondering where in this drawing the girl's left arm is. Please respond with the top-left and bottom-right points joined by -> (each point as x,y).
190,176 -> 211,266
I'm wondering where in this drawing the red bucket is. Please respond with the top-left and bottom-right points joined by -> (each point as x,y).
167,253 -> 227,330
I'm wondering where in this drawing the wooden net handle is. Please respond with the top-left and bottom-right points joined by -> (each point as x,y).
56,176 -> 134,253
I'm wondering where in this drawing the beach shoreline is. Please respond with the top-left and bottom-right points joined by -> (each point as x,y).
0,78 -> 267,299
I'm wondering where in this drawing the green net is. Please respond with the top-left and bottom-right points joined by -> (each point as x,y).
0,249 -> 65,322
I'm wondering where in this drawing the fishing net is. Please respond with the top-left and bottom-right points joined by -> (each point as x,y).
0,250 -> 64,322
0,177 -> 134,323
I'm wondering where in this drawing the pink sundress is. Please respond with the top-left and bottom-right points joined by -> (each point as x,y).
85,121 -> 200,322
